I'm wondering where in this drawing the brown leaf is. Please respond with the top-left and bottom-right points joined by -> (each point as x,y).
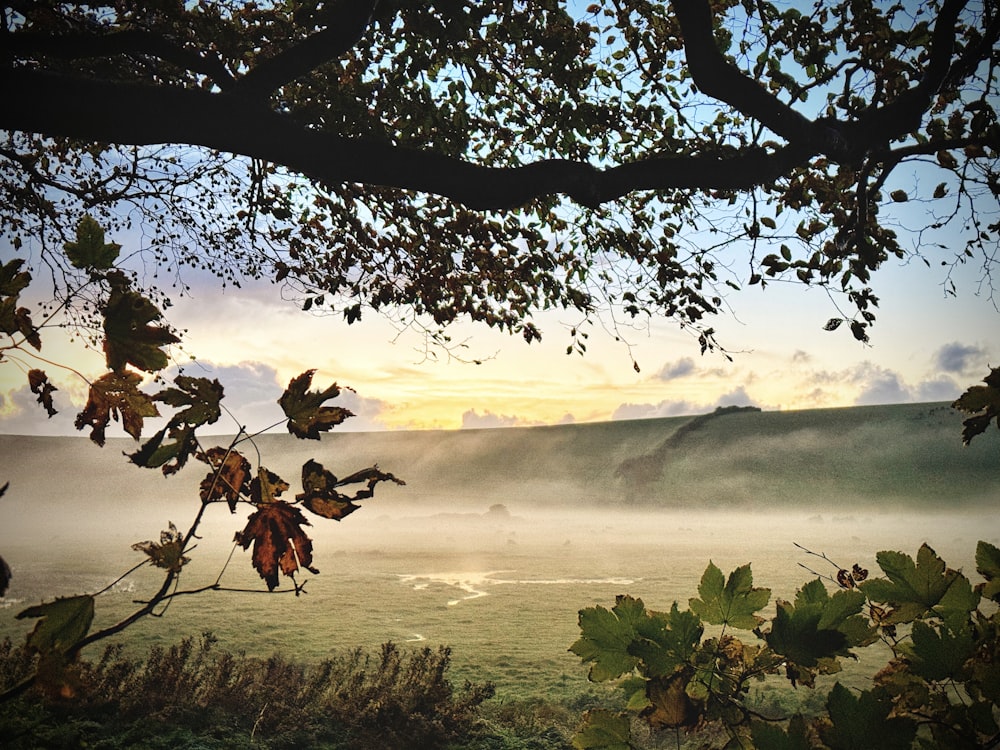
74,371 -> 159,445
234,501 -> 318,590
278,370 -> 354,440
249,467 -> 290,505
641,671 -> 702,729
296,459 -> 405,521
28,369 -> 57,417
132,522 -> 190,572
198,447 -> 251,512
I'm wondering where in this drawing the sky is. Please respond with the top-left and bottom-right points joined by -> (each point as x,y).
0,229 -> 996,436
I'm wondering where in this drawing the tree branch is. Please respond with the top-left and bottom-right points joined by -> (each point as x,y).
229,0 -> 379,99
4,28 -> 235,89
0,67 -> 817,210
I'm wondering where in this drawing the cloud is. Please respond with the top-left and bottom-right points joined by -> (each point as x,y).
854,368 -> 910,405
914,376 -> 960,403
792,350 -> 811,363
655,357 -> 696,381
460,409 -> 540,429
0,384 -> 79,435
934,342 -> 986,373
612,387 -> 761,421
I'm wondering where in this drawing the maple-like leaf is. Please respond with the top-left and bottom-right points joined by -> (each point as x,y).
952,367 -> 1000,446
102,274 -> 180,372
572,709 -> 632,750
128,423 -> 199,475
154,375 -> 223,427
198,447 -> 252,511
132,522 -> 190,573
234,500 -> 318,591
976,540 -> 1000,602
28,368 -> 58,417
689,562 -> 771,630
250,467 -> 290,505
570,594 -> 649,682
63,214 -> 121,270
17,595 -> 95,657
861,543 -> 979,624
818,683 -> 916,750
75,371 -> 159,445
278,370 -> 354,440
0,259 -> 40,350
296,459 -> 404,520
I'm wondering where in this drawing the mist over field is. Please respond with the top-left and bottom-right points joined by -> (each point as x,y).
1,401 -> 997,697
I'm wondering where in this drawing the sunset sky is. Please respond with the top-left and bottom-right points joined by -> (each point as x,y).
0,231 -> 996,436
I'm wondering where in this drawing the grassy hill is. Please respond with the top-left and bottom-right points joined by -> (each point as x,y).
1,401 -> 995,515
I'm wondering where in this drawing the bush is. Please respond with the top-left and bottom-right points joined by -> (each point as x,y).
0,633 -> 495,749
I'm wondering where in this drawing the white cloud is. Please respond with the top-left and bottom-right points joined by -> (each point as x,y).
612,387 -> 761,421
0,384 -> 79,436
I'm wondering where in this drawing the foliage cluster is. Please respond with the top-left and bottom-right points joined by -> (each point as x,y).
0,216 -> 403,701
571,540 -> 1000,749
2,0 -> 998,359
0,633 -> 494,750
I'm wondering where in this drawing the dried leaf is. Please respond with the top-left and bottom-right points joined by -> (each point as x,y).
234,501 -> 318,590
296,459 -> 404,520
28,368 -> 58,417
278,370 -> 353,440
132,522 -> 190,572
75,371 -> 159,445
198,447 -> 252,511
249,467 -> 290,505
154,376 -> 223,427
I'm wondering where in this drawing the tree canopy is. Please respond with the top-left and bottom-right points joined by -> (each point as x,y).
2,0 -> 998,354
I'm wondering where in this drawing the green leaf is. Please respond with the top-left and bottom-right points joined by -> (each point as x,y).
154,375 -> 224,427
688,562 -> 770,629
63,214 -> 121,270
861,544 -> 973,623
103,276 -> 180,372
976,540 -> 1000,602
0,258 -> 31,298
905,620 -> 974,682
128,423 -> 199,475
278,370 -> 353,440
570,595 -> 648,681
628,603 -> 703,678
17,595 -> 94,656
572,709 -> 631,750
819,683 -> 915,750
751,715 -> 812,750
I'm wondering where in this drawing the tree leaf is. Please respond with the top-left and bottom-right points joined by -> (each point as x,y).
278,370 -> 354,440
131,521 -> 190,573
0,258 -> 31,298
641,670 -> 701,729
63,214 -> 121,270
250,466 -> 290,505
234,501 -> 318,591
127,423 -> 199,475
198,447 -> 252,511
819,683 -> 915,750
28,368 -> 58,417
627,602 -> 703,679
16,595 -> 94,656
751,715 -> 812,750
689,562 -> 770,629
102,275 -> 180,373
572,709 -> 631,750
570,594 -> 648,681
976,540 -> 1000,602
952,369 -> 1000,446
154,376 -> 223,427
75,371 -> 159,445
296,459 -> 404,520
861,543 -> 974,623
904,619 -> 974,682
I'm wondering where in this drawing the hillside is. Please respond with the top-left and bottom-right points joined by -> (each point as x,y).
0,401 -> 996,516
